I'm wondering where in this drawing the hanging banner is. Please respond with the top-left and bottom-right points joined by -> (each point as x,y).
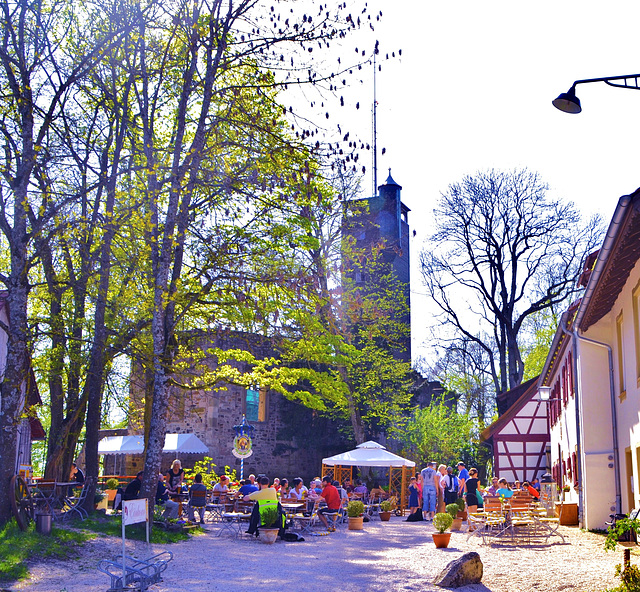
232,434 -> 253,459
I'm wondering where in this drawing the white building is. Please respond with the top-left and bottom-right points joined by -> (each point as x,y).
539,188 -> 640,529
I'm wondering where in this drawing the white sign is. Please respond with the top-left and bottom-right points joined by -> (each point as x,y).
123,499 -> 148,526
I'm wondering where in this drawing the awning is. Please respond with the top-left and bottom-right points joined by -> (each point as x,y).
98,435 -> 145,455
322,441 -> 415,468
163,433 -> 208,454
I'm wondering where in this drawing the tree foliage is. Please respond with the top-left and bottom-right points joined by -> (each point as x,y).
420,168 -> 603,395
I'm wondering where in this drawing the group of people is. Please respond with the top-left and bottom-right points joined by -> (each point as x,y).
408,461 -> 542,521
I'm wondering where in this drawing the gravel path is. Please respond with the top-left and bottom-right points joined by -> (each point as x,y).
12,518 -> 625,591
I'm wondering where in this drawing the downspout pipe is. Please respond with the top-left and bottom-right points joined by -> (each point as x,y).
572,330 -> 621,516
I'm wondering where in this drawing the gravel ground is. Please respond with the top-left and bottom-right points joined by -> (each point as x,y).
12,518 -> 626,592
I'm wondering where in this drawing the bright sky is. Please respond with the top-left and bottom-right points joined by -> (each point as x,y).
320,1 -> 640,367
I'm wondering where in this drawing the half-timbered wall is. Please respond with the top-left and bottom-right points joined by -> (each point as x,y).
494,398 -> 549,483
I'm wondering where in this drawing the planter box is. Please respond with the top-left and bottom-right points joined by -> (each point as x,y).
556,503 -> 578,526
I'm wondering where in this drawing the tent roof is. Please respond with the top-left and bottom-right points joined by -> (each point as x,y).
163,433 -> 208,454
98,433 -> 209,455
98,435 -> 145,455
322,441 -> 415,468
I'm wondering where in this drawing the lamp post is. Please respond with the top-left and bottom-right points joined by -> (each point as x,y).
553,73 -> 640,113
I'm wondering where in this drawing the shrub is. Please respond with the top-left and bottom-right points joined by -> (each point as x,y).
445,503 -> 460,518
347,500 -> 365,517
105,478 -> 120,490
260,506 -> 280,528
380,500 -> 393,512
433,512 -> 453,533
456,497 -> 466,512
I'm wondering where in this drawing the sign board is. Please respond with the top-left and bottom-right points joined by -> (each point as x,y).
18,464 -> 32,482
232,434 -> 253,459
123,498 -> 148,526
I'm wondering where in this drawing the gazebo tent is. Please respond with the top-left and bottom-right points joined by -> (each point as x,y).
98,435 -> 145,455
322,441 -> 415,514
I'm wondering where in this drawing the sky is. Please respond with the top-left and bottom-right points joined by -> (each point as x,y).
308,1 -> 640,367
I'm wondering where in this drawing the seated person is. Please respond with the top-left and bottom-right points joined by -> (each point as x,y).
279,478 -> 290,499
342,478 -> 354,494
496,478 -> 514,499
238,479 -> 259,496
212,475 -> 229,501
156,473 -> 180,520
522,481 -> 540,499
369,482 -> 387,500
188,473 -> 207,524
288,477 -> 308,501
115,471 -> 143,512
245,476 -> 286,537
123,471 -> 144,500
165,459 -> 184,495
316,476 -> 342,531
352,479 -> 368,498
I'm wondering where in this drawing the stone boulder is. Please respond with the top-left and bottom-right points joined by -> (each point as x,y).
433,552 -> 483,588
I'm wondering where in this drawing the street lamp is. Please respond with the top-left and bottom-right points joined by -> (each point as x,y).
552,73 -> 640,113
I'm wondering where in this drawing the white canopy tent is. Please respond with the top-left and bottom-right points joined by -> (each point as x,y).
98,433 -> 208,455
162,433 -> 208,455
322,440 -> 415,468
321,441 -> 415,514
98,435 -> 145,455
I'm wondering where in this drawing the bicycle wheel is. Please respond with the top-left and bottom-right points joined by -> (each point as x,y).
10,475 -> 34,531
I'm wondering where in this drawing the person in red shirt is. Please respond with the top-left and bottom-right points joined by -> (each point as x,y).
317,475 -> 342,531
523,481 -> 540,499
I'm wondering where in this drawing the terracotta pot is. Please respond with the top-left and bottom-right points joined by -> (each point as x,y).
379,511 -> 392,522
432,532 -> 451,548
451,518 -> 463,531
258,527 -> 280,544
348,516 -> 364,530
457,510 -> 467,521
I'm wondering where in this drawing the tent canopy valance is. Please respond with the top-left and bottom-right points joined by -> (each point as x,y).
98,433 -> 208,455
322,440 -> 415,468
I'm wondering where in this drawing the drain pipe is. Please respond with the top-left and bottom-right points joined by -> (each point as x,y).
571,331 -> 621,516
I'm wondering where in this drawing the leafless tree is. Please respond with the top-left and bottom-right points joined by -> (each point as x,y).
420,168 -> 603,395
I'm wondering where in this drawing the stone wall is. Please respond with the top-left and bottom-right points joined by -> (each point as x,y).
127,330 -> 349,482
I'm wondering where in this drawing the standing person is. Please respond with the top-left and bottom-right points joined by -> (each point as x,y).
166,459 -> 184,494
420,461 -> 437,521
437,464 -> 447,512
442,466 -> 459,506
415,472 -> 423,510
464,468 -> 482,516
407,476 -> 420,517
456,462 -> 469,497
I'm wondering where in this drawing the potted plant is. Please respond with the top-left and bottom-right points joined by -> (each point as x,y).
258,506 -> 280,544
347,500 -> 365,530
446,503 -> 462,531
105,478 -> 119,509
432,512 -> 453,548
455,497 -> 467,521
379,500 -> 393,521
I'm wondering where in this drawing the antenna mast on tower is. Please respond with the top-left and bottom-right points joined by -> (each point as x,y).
372,49 -> 378,197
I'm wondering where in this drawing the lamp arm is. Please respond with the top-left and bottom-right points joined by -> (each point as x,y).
572,73 -> 640,90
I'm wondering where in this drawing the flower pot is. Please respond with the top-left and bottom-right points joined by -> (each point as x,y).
451,518 -> 463,531
432,532 -> 451,548
379,511 -> 392,522
348,516 -> 364,530
457,510 -> 467,521
259,527 -> 280,544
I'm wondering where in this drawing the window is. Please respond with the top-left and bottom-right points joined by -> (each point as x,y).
617,311 -> 626,400
633,280 -> 640,385
245,386 -> 267,422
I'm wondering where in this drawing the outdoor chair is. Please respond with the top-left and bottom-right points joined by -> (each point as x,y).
61,477 -> 93,521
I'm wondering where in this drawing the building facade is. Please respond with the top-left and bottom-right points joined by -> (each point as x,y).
540,187 -> 640,529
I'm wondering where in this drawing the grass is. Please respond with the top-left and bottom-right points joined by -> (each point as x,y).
0,512 -> 203,586
66,514 -> 203,543
0,518 -> 90,583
